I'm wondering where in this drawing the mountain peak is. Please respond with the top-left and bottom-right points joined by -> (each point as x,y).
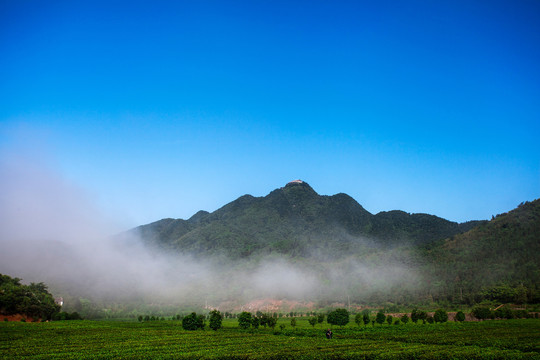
287,179 -> 304,185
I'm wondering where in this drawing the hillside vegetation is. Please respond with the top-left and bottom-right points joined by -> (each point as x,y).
136,181 -> 483,258
131,181 -> 540,307
0,274 -> 60,321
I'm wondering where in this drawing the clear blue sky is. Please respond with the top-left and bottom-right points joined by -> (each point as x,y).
1,0 -> 539,229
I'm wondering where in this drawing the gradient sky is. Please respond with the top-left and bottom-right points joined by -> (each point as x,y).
1,0 -> 539,230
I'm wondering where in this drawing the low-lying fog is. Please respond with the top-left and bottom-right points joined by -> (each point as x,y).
0,154 -> 423,310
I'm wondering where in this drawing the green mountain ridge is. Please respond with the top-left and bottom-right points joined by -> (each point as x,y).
132,181 -> 540,304
135,181 -> 485,258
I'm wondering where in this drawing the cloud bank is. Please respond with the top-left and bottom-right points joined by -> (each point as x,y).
0,150 -> 422,313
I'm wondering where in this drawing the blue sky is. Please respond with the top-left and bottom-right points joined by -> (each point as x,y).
1,0 -> 539,229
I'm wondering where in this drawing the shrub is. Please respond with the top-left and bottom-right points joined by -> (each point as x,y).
455,311 -> 466,322
376,311 -> 385,325
182,312 -> 204,330
434,309 -> 448,323
252,316 -> 260,329
327,308 -> 350,327
354,313 -> 363,326
209,310 -> 223,331
238,312 -> 252,329
290,317 -> 296,328
472,307 -> 492,321
411,309 -> 427,323
401,314 -> 409,324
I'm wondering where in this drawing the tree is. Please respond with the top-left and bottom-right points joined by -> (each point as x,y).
317,313 -> 325,324
433,309 -> 448,323
455,311 -> 466,322
0,274 -> 60,321
251,316 -> 260,329
327,308 -> 350,327
386,315 -> 393,325
266,315 -> 277,329
354,313 -> 363,327
238,311 -> 252,329
182,312 -> 204,330
411,309 -> 427,323
290,317 -> 297,328
472,307 -> 492,321
363,314 -> 370,326
376,311 -> 385,325
308,317 -> 317,328
209,310 -> 223,331
401,314 -> 409,324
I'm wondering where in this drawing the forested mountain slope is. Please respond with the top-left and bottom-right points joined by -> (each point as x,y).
135,181 -> 483,258
423,199 -> 540,304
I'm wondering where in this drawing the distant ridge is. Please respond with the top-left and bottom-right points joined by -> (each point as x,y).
134,180 -> 485,258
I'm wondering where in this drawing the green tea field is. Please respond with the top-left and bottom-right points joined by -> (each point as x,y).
1,318 -> 539,359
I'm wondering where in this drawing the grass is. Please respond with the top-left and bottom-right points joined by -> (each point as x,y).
1,318 -> 539,359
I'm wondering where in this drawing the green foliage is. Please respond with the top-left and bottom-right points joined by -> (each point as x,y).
290,317 -> 296,328
135,181 -> 486,258
433,309 -> 448,323
376,310 -> 386,325
472,307 -> 493,321
252,316 -> 260,329
386,314 -> 393,325
52,311 -> 83,321
411,309 -> 427,323
208,310 -> 223,331
327,308 -> 350,327
182,312 -> 204,330
363,313 -> 370,326
0,274 -> 60,321
401,313 -> 409,324
456,311 -> 466,322
317,313 -> 325,324
308,317 -> 317,327
354,313 -> 363,326
132,185 -> 540,308
2,319 -> 540,359
237,311 -> 252,329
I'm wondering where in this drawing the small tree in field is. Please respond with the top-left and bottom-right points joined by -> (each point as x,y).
401,313 -> 409,324
308,317 -> 317,328
290,317 -> 297,328
327,308 -> 350,327
455,311 -> 466,322
433,309 -> 448,323
267,316 -> 277,329
472,307 -> 492,321
182,312 -> 204,330
238,311 -> 252,329
363,313 -> 370,326
317,313 -> 325,324
251,316 -> 260,329
376,311 -> 385,325
209,310 -> 223,331
386,314 -> 393,325
354,313 -> 363,327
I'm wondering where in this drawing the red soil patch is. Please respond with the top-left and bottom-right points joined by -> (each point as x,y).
1,314 -> 40,322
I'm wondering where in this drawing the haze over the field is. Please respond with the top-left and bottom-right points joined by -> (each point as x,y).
0,154 -> 422,306
0,1 -> 539,305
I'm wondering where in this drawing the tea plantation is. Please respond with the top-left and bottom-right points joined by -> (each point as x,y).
1,318 -> 539,359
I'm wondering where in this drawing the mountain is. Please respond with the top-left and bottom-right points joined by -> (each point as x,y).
423,199 -> 540,304
134,180 -> 485,259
